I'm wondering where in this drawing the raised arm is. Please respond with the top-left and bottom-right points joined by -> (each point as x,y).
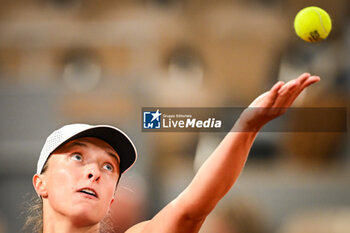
126,73 -> 320,233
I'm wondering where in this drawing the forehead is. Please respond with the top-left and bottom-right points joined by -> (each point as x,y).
57,137 -> 120,163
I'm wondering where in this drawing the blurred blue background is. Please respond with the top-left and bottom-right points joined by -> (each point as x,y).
0,0 -> 349,232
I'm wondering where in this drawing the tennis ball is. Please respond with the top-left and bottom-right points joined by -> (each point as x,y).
294,6 -> 332,42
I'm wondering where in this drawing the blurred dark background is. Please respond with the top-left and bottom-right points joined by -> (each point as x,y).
0,0 -> 349,232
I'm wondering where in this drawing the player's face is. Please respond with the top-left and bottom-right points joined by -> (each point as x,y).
42,137 -> 120,226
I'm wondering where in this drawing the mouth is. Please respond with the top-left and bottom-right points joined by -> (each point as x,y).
78,188 -> 98,198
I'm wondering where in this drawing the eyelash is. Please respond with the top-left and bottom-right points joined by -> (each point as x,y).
70,152 -> 114,172
103,163 -> 114,172
71,153 -> 83,161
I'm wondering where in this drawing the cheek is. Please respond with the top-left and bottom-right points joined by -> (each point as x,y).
47,167 -> 78,200
101,177 -> 118,203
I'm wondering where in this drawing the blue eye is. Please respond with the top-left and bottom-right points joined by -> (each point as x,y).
103,163 -> 113,172
71,153 -> 82,161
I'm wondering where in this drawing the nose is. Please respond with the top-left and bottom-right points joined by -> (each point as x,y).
86,164 -> 101,182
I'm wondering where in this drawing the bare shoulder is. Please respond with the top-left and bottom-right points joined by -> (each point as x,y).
125,221 -> 150,233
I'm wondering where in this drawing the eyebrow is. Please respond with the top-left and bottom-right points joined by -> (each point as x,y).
67,141 -> 120,164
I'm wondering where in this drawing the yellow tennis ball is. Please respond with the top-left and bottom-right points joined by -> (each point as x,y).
294,6 -> 332,42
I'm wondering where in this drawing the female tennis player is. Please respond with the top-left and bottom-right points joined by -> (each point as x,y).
31,73 -> 320,233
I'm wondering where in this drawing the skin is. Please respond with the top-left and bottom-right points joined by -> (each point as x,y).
33,137 -> 121,233
125,73 -> 320,233
33,73 -> 320,233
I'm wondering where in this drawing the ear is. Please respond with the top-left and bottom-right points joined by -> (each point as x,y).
33,174 -> 48,198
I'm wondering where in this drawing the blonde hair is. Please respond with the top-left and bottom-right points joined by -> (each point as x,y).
22,194 -> 43,233
22,162 -> 49,233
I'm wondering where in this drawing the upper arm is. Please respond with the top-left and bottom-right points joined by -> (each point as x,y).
125,221 -> 150,233
128,198 -> 206,233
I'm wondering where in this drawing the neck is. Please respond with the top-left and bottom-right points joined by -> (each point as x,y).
43,201 -> 100,233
